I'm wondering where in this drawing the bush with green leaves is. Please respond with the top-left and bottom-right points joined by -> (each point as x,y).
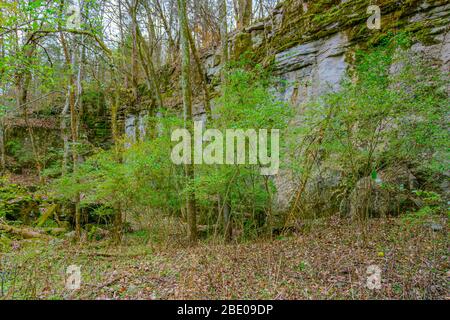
0,178 -> 36,220
50,114 -> 183,216
51,35 -> 448,239
50,61 -> 294,241
194,61 -> 293,239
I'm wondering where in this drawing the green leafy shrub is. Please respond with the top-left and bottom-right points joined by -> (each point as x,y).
286,34 -> 449,218
50,61 -> 294,242
0,178 -> 36,220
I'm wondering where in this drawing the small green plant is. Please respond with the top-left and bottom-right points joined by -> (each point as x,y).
403,190 -> 443,225
296,261 -> 309,272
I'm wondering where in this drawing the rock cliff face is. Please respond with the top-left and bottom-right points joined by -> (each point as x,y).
217,0 -> 449,106
125,0 -> 449,211
125,0 -> 450,118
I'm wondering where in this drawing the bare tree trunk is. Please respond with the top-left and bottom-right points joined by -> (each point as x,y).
13,29 -> 42,177
75,33 -> 85,137
130,0 -> 139,101
143,1 -> 161,68
177,0 -> 197,244
219,0 -> 232,240
136,25 -> 164,110
118,0 -> 129,88
0,33 -> 4,173
219,0 -> 229,72
155,0 -> 177,64
61,87 -> 70,176
111,79 -> 124,244
223,197 -> 232,242
258,0 -> 264,19
0,118 -> 5,174
187,31 -> 212,119
59,10 -> 81,240
236,0 -> 253,29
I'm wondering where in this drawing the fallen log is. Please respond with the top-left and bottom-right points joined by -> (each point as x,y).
0,223 -> 51,240
36,204 -> 59,227
43,227 -> 67,236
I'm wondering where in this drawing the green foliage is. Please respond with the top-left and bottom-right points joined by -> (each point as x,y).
0,177 -> 34,219
288,34 -> 449,193
215,61 -> 293,130
0,105 -> 10,119
50,62 -> 294,241
402,190 -> 444,226
193,61 -> 293,239
50,114 -> 185,221
47,35 -> 448,241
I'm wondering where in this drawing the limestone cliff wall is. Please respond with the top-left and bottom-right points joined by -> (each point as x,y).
125,0 -> 450,210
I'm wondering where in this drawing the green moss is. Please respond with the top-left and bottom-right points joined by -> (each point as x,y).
268,0 -> 428,53
233,32 -> 253,60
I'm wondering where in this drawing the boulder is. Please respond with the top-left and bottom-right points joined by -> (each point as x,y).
343,166 -> 419,219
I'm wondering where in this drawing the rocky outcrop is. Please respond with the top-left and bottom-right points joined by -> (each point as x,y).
273,31 -> 350,104
128,0 -> 450,213
134,1 -> 449,116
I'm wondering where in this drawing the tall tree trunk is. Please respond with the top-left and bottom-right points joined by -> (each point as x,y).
143,2 -> 161,68
13,30 -> 42,177
0,33 -> 4,174
155,0 -> 177,63
0,118 -> 5,174
219,0 -> 229,73
130,0 -> 139,101
110,76 -> 124,243
118,0 -> 128,89
61,86 -> 70,176
236,0 -> 252,29
136,25 -> 164,110
219,0 -> 232,240
187,31 -> 212,120
59,19 -> 81,240
177,0 -> 197,244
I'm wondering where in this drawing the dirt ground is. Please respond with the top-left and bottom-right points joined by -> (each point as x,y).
0,217 -> 448,300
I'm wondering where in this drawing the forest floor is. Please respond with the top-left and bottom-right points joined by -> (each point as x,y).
0,217 -> 448,300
